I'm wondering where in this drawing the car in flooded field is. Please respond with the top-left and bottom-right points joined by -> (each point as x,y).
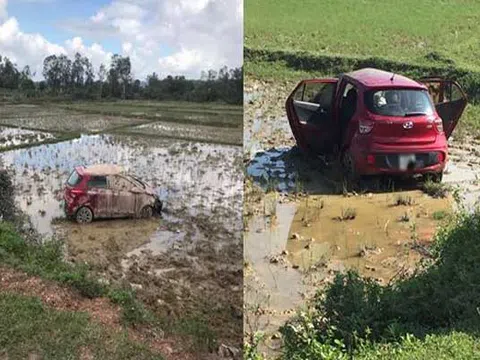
286,68 -> 468,183
64,164 -> 162,223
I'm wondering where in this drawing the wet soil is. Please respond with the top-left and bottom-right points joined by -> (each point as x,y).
243,78 -> 480,357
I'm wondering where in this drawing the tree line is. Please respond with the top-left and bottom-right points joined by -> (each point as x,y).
0,53 -> 242,104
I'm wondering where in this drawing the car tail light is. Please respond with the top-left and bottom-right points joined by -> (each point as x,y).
434,118 -> 444,133
438,152 -> 445,163
70,188 -> 84,196
359,120 -> 374,134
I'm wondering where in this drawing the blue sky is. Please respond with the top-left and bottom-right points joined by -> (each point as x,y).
8,0 -> 121,53
0,0 -> 243,79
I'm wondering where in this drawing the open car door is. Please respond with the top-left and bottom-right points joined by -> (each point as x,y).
285,79 -> 337,154
419,77 -> 467,139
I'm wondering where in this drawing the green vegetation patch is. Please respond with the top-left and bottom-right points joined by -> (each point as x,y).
245,0 -> 480,71
0,292 -> 162,360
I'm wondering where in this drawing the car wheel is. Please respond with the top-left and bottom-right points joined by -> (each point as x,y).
75,206 -> 93,224
140,205 -> 153,218
342,151 -> 359,186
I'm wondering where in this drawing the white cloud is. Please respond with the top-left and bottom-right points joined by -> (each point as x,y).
0,0 -> 243,80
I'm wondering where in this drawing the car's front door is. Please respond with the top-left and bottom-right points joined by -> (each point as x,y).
86,175 -> 111,218
286,79 -> 338,154
108,175 -> 136,217
419,78 -> 467,139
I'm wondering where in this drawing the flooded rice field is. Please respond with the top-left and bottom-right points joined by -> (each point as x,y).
243,79 -> 480,356
0,104 -> 146,133
125,120 -> 242,145
0,103 -> 244,351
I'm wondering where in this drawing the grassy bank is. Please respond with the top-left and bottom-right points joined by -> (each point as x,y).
277,208 -> 480,359
0,292 -> 161,360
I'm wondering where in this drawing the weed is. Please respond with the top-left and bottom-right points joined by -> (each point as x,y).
395,195 -> 414,206
399,212 -> 410,222
422,180 -> 449,199
337,207 -> 356,221
432,210 -> 448,221
244,332 -> 266,360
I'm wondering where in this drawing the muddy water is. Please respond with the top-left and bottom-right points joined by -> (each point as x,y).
287,191 -> 451,281
1,133 -> 242,237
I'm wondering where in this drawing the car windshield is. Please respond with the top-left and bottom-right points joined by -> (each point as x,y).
67,170 -> 82,186
365,89 -> 435,117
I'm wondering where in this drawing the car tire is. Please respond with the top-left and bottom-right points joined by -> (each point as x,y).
342,151 -> 359,187
140,205 -> 153,218
75,206 -> 93,224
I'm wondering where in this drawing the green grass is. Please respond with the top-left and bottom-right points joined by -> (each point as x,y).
0,292 -> 162,360
245,0 -> 480,71
0,221 -> 153,326
280,209 -> 480,359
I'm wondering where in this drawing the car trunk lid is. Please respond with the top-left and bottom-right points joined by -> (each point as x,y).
370,114 -> 438,145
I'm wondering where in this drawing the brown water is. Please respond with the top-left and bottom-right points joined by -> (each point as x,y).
287,191 -> 451,282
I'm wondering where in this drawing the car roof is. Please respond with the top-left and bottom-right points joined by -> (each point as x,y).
76,164 -> 124,176
343,68 -> 427,90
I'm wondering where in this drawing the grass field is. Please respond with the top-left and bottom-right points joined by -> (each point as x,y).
245,0 -> 480,71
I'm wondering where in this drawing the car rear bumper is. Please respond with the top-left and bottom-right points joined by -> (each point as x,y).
350,134 -> 448,176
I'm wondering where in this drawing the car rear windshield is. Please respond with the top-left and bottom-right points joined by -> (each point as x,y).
364,89 -> 434,117
67,170 -> 82,186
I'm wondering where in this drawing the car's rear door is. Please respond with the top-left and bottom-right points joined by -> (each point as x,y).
86,175 -> 111,218
419,78 -> 467,139
286,79 -> 338,154
108,175 -> 136,217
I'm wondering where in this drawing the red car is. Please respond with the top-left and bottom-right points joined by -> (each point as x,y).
64,164 -> 162,223
286,68 -> 467,183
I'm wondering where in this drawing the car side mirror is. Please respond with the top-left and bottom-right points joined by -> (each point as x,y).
130,187 -> 142,194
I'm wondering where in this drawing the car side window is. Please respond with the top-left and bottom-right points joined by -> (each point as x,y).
304,82 -> 336,109
293,84 -> 305,101
87,176 -> 107,188
109,175 -> 134,191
